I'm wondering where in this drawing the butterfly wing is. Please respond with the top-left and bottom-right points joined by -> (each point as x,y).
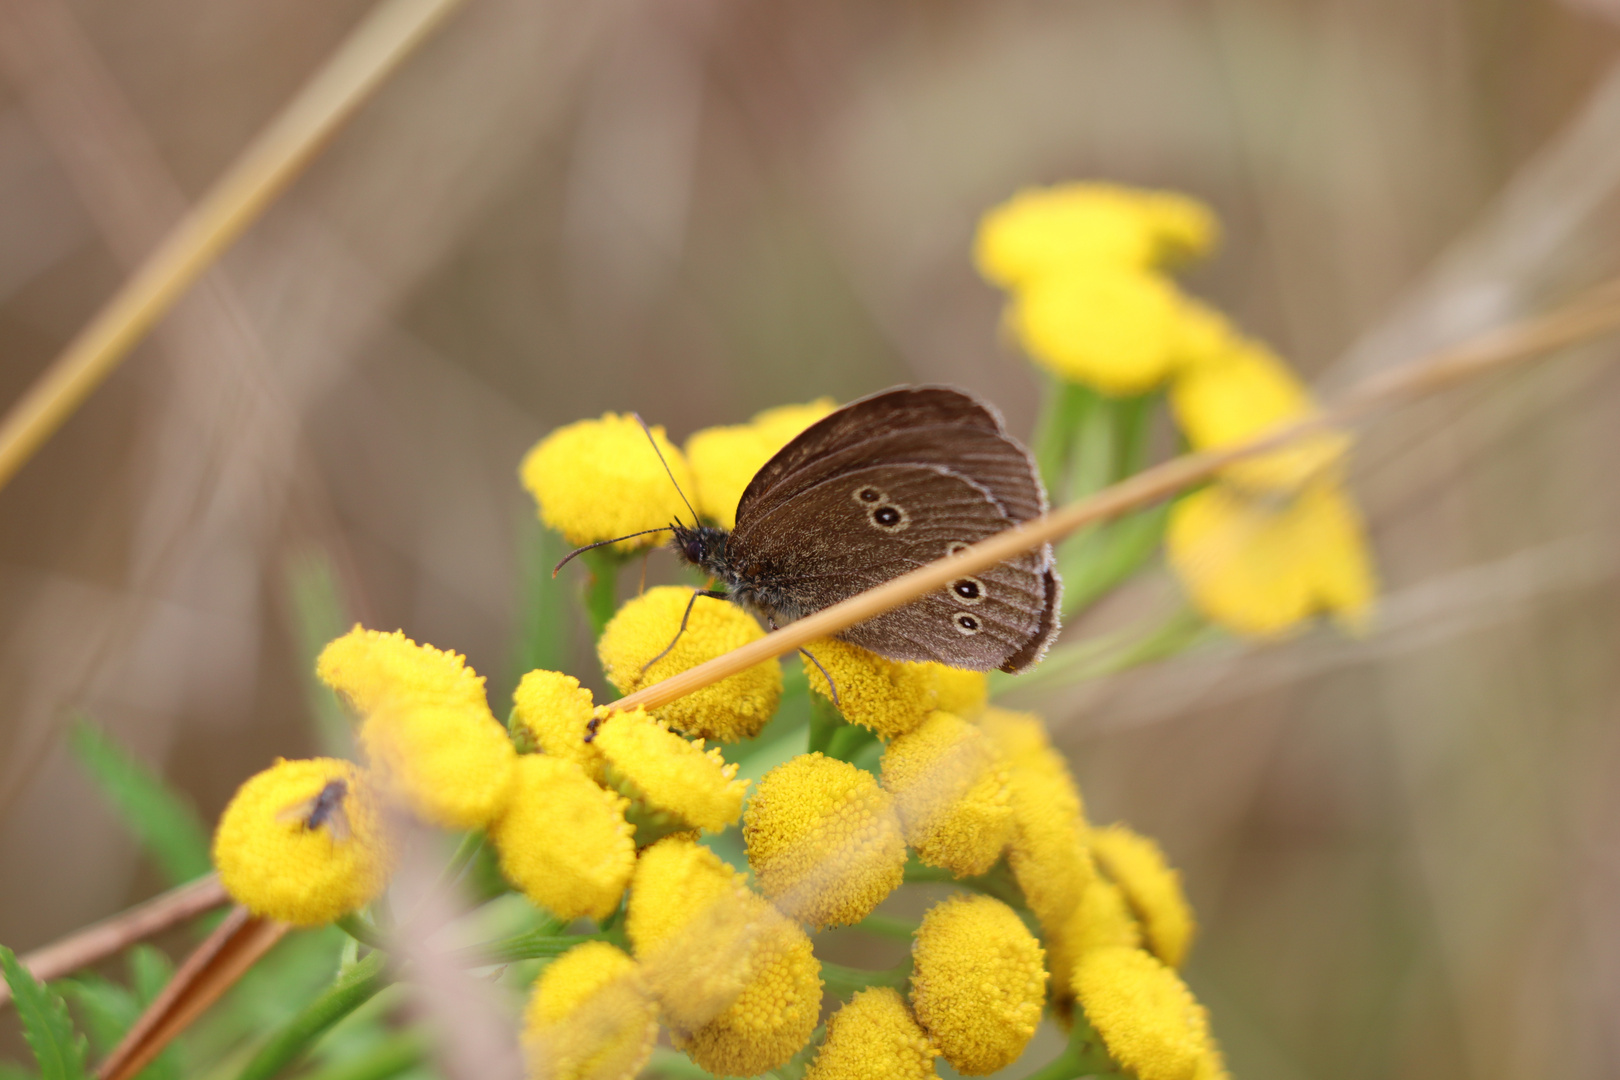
729,387 -> 1059,673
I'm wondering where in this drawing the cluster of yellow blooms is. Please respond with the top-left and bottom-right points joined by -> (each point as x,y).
203,179 -> 1382,1080
977,182 -> 1376,636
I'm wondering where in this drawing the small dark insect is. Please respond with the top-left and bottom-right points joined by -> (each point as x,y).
276,779 -> 352,843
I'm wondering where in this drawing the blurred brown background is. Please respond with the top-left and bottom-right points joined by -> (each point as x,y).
3,0 -> 1620,1077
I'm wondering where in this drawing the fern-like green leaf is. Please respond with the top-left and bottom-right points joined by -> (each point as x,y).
68,717 -> 212,886
1,947 -> 88,1080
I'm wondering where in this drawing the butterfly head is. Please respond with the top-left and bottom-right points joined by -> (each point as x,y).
670,520 -> 731,577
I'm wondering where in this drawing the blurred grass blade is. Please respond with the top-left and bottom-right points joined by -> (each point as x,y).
0,0 -> 469,493
502,516 -> 571,707
1,947 -> 89,1080
57,978 -> 136,1054
291,1032 -> 428,1080
285,551 -> 355,757
68,718 -> 211,887
125,950 -> 171,1012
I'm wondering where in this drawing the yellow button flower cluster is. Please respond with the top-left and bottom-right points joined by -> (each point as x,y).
212,758 -> 393,926
684,399 -> 836,528
1073,946 -> 1227,1080
976,182 -> 1222,395
522,941 -> 658,1080
598,585 -> 783,742
909,894 -> 1047,1075
880,711 -> 1012,878
806,987 -> 937,1080
743,753 -> 907,928
520,412 -> 693,552
593,706 -> 749,833
800,637 -> 950,739
511,668 -> 601,778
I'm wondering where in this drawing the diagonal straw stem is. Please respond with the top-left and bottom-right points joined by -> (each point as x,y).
0,0 -> 469,493
610,278 -> 1620,715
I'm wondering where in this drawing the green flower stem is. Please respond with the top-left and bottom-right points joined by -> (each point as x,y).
580,548 -> 622,639
1113,393 -> 1155,479
335,914 -> 389,952
806,695 -> 843,756
455,928 -> 604,967
902,859 -> 1025,909
291,1031 -> 429,1080
1069,391 -> 1115,500
820,959 -> 910,997
852,912 -> 918,940
1060,502 -> 1170,615
1032,378 -> 1093,498
1022,1016 -> 1124,1080
647,1048 -> 725,1078
234,951 -> 390,1080
824,722 -> 874,763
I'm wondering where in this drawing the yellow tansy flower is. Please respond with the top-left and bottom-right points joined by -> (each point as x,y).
593,707 -> 748,833
1167,480 -> 1376,637
801,637 -> 938,740
1169,335 -> 1349,492
743,753 -> 907,928
522,941 -> 657,1080
1072,947 -> 1216,1080
520,413 -> 693,553
807,987 -> 938,1080
316,626 -> 488,716
685,399 -> 837,528
626,837 -> 756,1030
978,708 -> 1092,931
512,669 -> 602,779
598,586 -> 782,742
1009,269 -> 1210,396
213,758 -> 393,927
909,895 -> 1046,1075
975,183 -> 1217,286
1091,824 -> 1196,968
676,894 -> 822,1077
488,754 -> 635,921
626,838 -> 821,1075
359,702 -> 516,829
880,712 -> 1012,878
929,666 -> 988,719
1046,865 -> 1143,1021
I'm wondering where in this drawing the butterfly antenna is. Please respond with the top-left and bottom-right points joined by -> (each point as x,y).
553,528 -> 673,576
633,413 -> 702,526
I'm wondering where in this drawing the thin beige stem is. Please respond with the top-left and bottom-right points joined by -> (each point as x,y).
0,0 -> 469,493
0,874 -> 229,1009
612,277 -> 1620,715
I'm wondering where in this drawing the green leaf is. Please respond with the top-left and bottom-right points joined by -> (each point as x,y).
0,1062 -> 39,1080
128,946 -> 173,1007
1,947 -> 89,1080
67,718 -> 211,886
284,550 -> 356,758
57,976 -> 136,1053
501,518 -> 573,707
233,951 -> 392,1080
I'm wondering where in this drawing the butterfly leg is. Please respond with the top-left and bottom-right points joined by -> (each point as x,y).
796,644 -> 842,710
639,588 -> 729,676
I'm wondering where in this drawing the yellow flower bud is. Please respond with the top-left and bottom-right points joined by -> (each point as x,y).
1169,336 -> 1350,492
598,586 -> 782,742
593,707 -> 748,833
1091,824 -> 1196,968
522,941 -> 657,1080
626,838 -> 821,1076
316,626 -> 488,716
1009,269 -> 1208,396
1072,947 -> 1216,1080
978,708 -> 1092,932
1166,480 -> 1375,638
512,669 -> 602,780
806,987 -> 938,1080
880,712 -> 1012,878
974,183 -> 1217,287
743,753 -> 906,928
520,413 -> 693,552
909,895 -> 1046,1075
685,399 -> 837,529
359,702 -> 516,830
213,758 -> 393,926
800,638 -> 938,740
489,754 -> 635,921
